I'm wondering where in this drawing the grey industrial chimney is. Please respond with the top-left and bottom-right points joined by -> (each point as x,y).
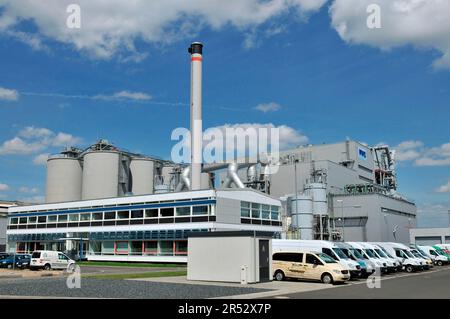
188,42 -> 203,190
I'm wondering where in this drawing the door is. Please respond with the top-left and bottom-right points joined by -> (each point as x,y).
258,240 -> 270,282
57,253 -> 69,269
304,253 -> 324,281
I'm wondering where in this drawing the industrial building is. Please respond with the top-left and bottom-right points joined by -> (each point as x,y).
5,42 -> 417,261
223,140 -> 417,243
1,201 -> 22,252
410,226 -> 450,245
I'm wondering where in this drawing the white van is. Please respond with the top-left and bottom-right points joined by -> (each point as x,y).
30,250 -> 76,271
346,242 -> 387,273
375,242 -> 423,272
418,245 -> 448,266
272,240 -> 362,278
334,242 -> 375,277
361,242 -> 398,272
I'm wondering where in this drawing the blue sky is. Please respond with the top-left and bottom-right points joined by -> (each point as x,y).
0,1 -> 449,226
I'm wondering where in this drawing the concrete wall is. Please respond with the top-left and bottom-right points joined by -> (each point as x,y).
410,228 -> 450,245
331,194 -> 416,244
187,236 -> 271,283
0,216 -> 6,252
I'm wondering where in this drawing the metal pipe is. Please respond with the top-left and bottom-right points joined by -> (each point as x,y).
188,42 -> 203,191
226,162 -> 245,189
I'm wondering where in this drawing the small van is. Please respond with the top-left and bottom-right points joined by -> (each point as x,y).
272,251 -> 350,284
347,242 -> 387,273
272,240 -> 362,278
418,245 -> 448,266
30,250 -> 76,271
362,242 -> 398,272
375,242 -> 423,272
334,242 -> 374,277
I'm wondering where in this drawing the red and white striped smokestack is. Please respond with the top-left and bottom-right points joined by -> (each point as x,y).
188,42 -> 203,191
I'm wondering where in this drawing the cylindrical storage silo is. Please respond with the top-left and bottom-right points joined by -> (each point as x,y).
200,172 -> 212,189
306,183 -> 328,216
291,195 -> 314,240
130,158 -> 154,195
82,151 -> 120,200
46,157 -> 82,203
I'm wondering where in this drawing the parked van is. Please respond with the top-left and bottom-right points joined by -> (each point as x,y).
409,248 -> 433,269
361,242 -> 398,272
272,240 -> 362,278
272,251 -> 350,284
334,242 -> 374,277
432,246 -> 450,263
30,250 -> 75,271
419,245 -> 448,266
347,242 -> 387,273
375,242 -> 423,272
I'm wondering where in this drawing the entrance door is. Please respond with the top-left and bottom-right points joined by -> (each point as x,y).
259,240 -> 270,282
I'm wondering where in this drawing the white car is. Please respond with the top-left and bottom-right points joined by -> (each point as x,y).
30,250 -> 76,271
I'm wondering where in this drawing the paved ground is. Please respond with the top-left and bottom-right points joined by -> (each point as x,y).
0,277 -> 269,299
274,266 -> 450,299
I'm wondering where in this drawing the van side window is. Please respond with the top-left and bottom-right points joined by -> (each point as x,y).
305,254 -> 320,265
273,253 -> 302,262
322,248 -> 336,260
58,253 -> 68,260
395,250 -> 401,257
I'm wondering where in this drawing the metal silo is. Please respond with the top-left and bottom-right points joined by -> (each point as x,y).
291,195 -> 314,240
305,183 -> 328,216
46,157 -> 82,203
82,151 -> 120,200
130,158 -> 154,195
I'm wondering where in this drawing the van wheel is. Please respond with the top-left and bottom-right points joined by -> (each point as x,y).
44,264 -> 51,271
321,273 -> 333,284
405,265 -> 413,273
67,264 -> 75,273
274,270 -> 285,281
437,260 -> 443,266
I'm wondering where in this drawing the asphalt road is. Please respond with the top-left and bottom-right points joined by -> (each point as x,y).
276,266 -> 450,299
79,265 -> 185,275
0,277 -> 269,299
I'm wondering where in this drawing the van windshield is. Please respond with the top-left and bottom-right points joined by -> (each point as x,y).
332,248 -> 348,259
380,247 -> 394,258
31,252 -> 41,258
349,249 -> 363,259
365,249 -> 378,258
318,253 -> 337,264
375,249 -> 387,258
403,250 -> 414,258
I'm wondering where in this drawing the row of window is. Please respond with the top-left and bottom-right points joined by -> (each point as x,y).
9,197 -> 213,215
8,229 -> 208,243
9,205 -> 213,225
90,240 -> 188,256
240,202 -> 280,220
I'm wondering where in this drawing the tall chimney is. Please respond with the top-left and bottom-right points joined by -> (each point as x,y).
188,42 -> 203,191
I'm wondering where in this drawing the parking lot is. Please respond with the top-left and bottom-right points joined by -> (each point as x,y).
0,264 -> 449,299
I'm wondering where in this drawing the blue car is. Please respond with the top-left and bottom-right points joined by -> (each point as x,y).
0,254 -> 31,269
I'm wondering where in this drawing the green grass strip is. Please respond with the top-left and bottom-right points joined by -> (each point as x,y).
83,270 -> 187,280
77,261 -> 185,268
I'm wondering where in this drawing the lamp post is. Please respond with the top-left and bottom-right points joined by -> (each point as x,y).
293,158 -> 299,239
336,199 -> 361,241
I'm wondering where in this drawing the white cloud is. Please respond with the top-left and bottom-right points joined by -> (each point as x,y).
0,127 -> 83,155
18,195 -> 45,204
51,132 -> 83,147
0,137 -> 46,155
254,102 -> 282,113
330,0 -> 450,69
0,183 -> 10,191
206,123 -> 308,151
393,140 -> 450,166
19,126 -> 53,139
18,186 -> 39,194
0,87 -> 19,101
94,91 -> 152,101
33,153 -> 50,166
435,181 -> 450,193
0,0 -> 327,59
